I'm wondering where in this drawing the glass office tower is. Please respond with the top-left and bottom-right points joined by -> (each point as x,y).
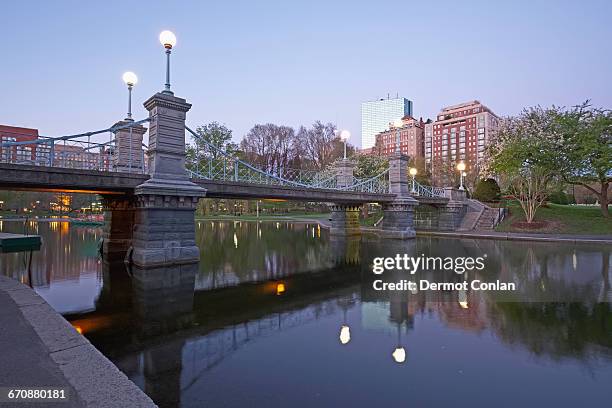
361,97 -> 413,149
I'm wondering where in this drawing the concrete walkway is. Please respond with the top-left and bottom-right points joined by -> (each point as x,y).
0,276 -> 156,408
415,230 -> 612,244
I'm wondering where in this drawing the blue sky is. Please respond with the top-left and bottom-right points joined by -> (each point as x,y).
2,0 -> 611,147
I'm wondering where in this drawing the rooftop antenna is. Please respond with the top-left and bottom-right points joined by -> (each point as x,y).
387,93 -> 390,99
396,92 -> 399,98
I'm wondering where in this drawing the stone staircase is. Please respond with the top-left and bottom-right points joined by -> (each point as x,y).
457,199 -> 503,231
475,207 -> 499,230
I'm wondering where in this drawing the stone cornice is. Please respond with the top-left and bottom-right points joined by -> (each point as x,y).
143,92 -> 192,113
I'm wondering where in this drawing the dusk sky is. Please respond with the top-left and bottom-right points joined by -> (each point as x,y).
2,0 -> 611,147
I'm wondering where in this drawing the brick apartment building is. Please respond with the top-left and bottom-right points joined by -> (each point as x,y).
0,125 -> 41,163
372,116 -> 426,158
424,101 -> 500,185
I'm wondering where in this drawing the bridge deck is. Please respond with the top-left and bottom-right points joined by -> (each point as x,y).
0,164 -> 447,204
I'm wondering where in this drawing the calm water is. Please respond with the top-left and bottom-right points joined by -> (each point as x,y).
1,219 -> 611,408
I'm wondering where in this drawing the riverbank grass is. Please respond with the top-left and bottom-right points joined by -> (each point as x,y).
496,203 -> 612,235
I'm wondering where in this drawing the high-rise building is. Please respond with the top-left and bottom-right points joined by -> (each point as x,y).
373,116 -> 425,158
361,96 -> 413,149
424,101 -> 500,185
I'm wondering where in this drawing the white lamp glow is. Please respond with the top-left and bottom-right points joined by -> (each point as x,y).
339,129 -> 351,142
409,167 -> 417,176
392,347 -> 406,363
159,30 -> 177,49
339,325 -> 351,345
122,71 -> 138,86
457,162 -> 466,171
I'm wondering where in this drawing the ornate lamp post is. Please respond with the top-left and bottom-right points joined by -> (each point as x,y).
409,167 -> 417,194
159,30 -> 177,95
339,130 -> 350,160
457,161 -> 466,190
121,72 -> 138,120
393,119 -> 403,153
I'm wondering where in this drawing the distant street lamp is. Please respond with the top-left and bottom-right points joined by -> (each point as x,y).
457,161 -> 466,190
393,119 -> 403,153
339,325 -> 351,345
409,167 -> 417,194
339,130 -> 351,160
122,72 -> 138,120
159,30 -> 177,95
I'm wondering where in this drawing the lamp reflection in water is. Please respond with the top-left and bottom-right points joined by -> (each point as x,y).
392,322 -> 407,364
458,288 -> 469,309
337,295 -> 355,345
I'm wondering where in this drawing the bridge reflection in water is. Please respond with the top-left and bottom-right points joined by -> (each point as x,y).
1,220 -> 611,407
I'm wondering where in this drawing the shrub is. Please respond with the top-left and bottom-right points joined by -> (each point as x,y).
548,191 -> 569,205
473,178 -> 501,202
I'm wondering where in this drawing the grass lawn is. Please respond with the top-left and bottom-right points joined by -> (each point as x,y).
495,202 -> 612,235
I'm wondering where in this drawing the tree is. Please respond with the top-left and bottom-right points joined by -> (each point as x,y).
240,123 -> 296,174
296,121 -> 346,170
354,154 -> 388,179
186,122 -> 237,174
487,107 -> 560,223
555,103 -> 611,217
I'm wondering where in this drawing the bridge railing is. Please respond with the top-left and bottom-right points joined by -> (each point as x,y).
411,180 -> 446,198
0,119 -> 149,173
185,126 -> 389,193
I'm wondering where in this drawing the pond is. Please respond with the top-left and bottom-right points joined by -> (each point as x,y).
1,219 -> 611,407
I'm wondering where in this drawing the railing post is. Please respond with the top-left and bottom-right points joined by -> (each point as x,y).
335,159 -> 354,189
49,140 -> 55,167
234,160 -> 238,181
113,121 -> 146,173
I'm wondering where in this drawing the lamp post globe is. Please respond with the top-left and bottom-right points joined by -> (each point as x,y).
340,129 -> 350,160
159,30 -> 177,94
159,30 -> 177,49
122,72 -> 138,120
409,167 -> 417,194
457,162 -> 466,190
122,71 -> 138,87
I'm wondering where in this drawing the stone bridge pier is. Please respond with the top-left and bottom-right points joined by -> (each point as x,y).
330,160 -> 361,237
102,92 -> 206,267
380,152 -> 419,239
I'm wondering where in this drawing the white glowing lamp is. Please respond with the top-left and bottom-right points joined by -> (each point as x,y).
159,30 -> 177,49
457,161 -> 466,171
392,347 -> 406,363
409,167 -> 417,176
339,129 -> 351,142
122,71 -> 138,86
339,325 -> 351,345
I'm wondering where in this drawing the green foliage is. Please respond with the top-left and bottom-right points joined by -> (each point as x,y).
354,154 -> 388,178
487,106 -> 562,222
473,178 -> 501,202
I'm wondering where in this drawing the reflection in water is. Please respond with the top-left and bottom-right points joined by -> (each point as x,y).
1,220 -> 611,407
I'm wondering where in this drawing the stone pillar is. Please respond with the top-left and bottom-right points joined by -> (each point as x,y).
335,160 -> 355,189
443,187 -> 467,202
329,204 -> 361,236
380,152 -> 419,239
381,198 -> 418,239
113,120 -> 147,173
437,201 -> 467,231
388,152 -> 411,196
101,195 -> 136,262
131,92 -> 206,268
